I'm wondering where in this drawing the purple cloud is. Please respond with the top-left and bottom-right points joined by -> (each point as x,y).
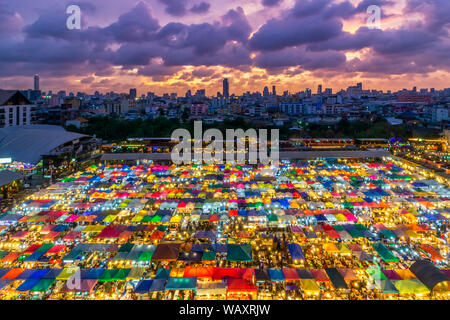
262,0 -> 283,7
190,2 -> 211,14
157,0 -> 189,17
249,14 -> 342,51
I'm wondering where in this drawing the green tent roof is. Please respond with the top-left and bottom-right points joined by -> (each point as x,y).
366,268 -> 388,281
138,251 -> 153,262
118,243 -> 134,252
113,268 -> 131,281
202,251 -> 216,261
31,279 -> 55,292
227,244 -> 252,262
372,243 -> 398,262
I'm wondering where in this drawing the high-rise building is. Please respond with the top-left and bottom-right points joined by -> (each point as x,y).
317,84 -> 322,95
223,78 -> 229,98
34,74 -> 40,91
272,86 -> 276,96
263,86 -> 269,97
129,88 -> 137,99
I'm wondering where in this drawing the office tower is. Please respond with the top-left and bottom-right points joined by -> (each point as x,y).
272,85 -> 276,96
317,84 -> 322,95
223,78 -> 229,98
129,88 -> 137,99
263,86 -> 269,97
34,74 -> 40,91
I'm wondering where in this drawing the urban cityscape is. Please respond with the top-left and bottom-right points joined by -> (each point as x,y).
0,0 -> 448,304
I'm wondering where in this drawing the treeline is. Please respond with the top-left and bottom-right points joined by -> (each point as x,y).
67,116 -> 412,142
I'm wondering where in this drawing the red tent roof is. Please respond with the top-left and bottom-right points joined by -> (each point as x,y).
227,278 -> 258,293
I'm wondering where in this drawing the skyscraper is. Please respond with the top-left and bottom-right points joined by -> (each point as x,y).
34,74 -> 40,91
272,85 -> 276,96
129,88 -> 137,99
317,84 -> 322,95
263,86 -> 269,97
223,78 -> 229,98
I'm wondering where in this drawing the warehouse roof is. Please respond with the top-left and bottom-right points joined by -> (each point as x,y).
0,125 -> 88,164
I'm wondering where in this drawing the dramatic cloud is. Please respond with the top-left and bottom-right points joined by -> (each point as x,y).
249,14 -> 342,51
157,0 -> 189,17
262,0 -> 283,7
0,0 -> 449,93
190,2 -> 211,14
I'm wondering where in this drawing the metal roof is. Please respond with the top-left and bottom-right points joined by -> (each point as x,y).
0,170 -> 24,187
0,125 -> 88,164
101,149 -> 390,161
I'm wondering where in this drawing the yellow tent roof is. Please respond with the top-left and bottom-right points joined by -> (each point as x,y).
394,269 -> 416,280
392,280 -> 430,295
82,225 -> 105,233
170,215 -> 182,223
403,230 -> 420,239
131,215 -> 145,222
56,267 -> 80,280
338,243 -> 352,254
323,243 -> 339,253
325,202 -> 335,208
300,279 -> 320,293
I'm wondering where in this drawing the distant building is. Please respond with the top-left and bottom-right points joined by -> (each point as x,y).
0,90 -> 38,127
190,104 -> 209,116
129,88 -> 137,99
397,94 -> 433,103
317,85 -> 322,95
34,74 -> 40,91
223,79 -> 229,98
195,89 -> 206,98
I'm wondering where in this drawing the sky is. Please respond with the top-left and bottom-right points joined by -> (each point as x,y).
0,0 -> 449,95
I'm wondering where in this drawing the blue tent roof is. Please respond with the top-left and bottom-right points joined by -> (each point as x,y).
24,251 -> 45,262
268,269 -> 285,282
134,280 -> 153,294
287,243 -> 305,260
0,269 -> 9,278
42,269 -> 63,279
16,278 -> 40,291
149,279 -> 166,292
30,269 -> 50,279
15,269 -> 35,280
83,268 -> 105,279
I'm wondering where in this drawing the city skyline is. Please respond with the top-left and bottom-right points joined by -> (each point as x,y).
0,0 -> 449,95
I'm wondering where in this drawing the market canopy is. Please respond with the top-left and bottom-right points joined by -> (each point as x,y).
227,244 -> 252,262
151,243 -> 180,261
287,243 -> 305,261
325,268 -> 348,289
410,260 -> 450,292
165,277 -> 197,291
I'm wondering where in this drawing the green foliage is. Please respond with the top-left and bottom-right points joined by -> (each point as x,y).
67,116 -> 412,142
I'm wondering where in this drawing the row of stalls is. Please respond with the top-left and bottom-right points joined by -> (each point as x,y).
0,161 -> 448,299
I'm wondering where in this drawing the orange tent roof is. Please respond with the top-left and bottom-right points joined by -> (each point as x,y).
1,268 -> 25,279
183,266 -> 214,279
